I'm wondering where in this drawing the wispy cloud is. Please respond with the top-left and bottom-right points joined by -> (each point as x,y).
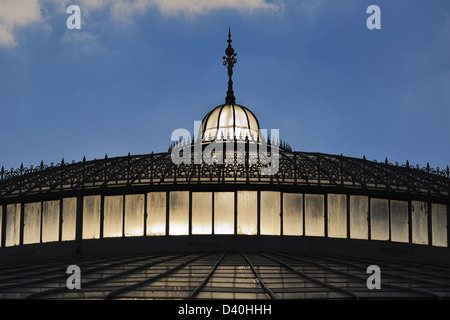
0,0 -> 42,46
0,0 -> 280,46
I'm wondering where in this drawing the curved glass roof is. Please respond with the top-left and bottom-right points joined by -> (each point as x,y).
201,104 -> 260,142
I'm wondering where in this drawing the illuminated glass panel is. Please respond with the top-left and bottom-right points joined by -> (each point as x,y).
237,191 -> 257,235
125,194 -> 145,237
432,203 -> 447,247
390,200 -> 409,243
24,202 -> 41,245
260,191 -> 280,235
83,196 -> 101,239
371,198 -> 389,241
6,203 -> 21,247
147,192 -> 166,236
412,201 -> 428,245
42,200 -> 60,243
169,191 -> 189,235
305,194 -> 324,237
192,192 -> 212,235
104,196 -> 123,238
350,196 -> 368,240
214,192 -> 234,234
62,198 -> 77,241
327,194 -> 346,238
283,193 -> 303,236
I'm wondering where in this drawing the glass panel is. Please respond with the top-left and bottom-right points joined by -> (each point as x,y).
125,194 -> 144,237
305,194 -> 324,236
260,191 -> 280,235
214,192 -> 234,234
412,201 -> 428,245
42,200 -> 60,243
147,192 -> 166,236
62,198 -> 77,241
24,202 -> 41,245
204,107 -> 221,130
83,196 -> 101,239
237,191 -> 257,235
218,105 -> 233,128
5,203 -> 21,247
432,203 -> 447,247
350,195 -> 368,240
327,194 -> 346,238
390,200 -> 409,243
283,193 -> 303,236
371,198 -> 389,241
169,191 -> 189,235
192,192 -> 212,235
104,196 -> 123,238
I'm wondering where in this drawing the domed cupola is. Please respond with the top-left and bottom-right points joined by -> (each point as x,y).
200,28 -> 260,143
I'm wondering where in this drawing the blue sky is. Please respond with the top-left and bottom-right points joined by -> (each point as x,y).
0,0 -> 449,172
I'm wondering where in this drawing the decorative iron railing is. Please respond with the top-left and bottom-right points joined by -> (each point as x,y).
0,149 -> 449,201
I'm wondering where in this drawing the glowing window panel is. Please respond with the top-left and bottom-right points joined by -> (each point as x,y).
192,192 -> 212,235
24,202 -> 41,245
432,203 -> 447,247
104,196 -> 123,238
237,191 -> 257,235
42,200 -> 60,243
390,200 -> 409,243
260,191 -> 280,235
327,194 -> 346,239
350,196 -> 368,240
412,201 -> 428,245
83,196 -> 101,239
305,194 -> 324,237
62,198 -> 77,241
214,192 -> 234,234
283,193 -> 303,236
169,191 -> 189,235
147,192 -> 166,236
6,203 -> 21,247
371,198 -> 389,241
125,194 -> 145,237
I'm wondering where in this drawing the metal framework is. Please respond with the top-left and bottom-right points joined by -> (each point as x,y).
1,148 -> 449,204
1,251 -> 450,299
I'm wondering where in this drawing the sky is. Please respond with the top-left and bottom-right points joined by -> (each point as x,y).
0,0 -> 449,173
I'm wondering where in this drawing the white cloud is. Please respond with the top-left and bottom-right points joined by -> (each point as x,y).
0,0 -> 280,46
152,0 -> 279,16
67,0 -> 279,21
0,0 -> 43,46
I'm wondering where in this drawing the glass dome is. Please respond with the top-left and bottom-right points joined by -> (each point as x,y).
200,104 -> 260,143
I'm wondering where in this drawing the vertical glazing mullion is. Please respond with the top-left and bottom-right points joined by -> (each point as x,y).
280,192 -> 283,236
408,199 -> 412,244
58,198 -> 63,242
19,202 -> 24,246
428,201 -> 432,246
75,194 -> 83,243
165,191 -> 169,236
143,192 -> 148,236
100,195 -> 104,239
122,194 -> 125,237
40,201 -> 43,243
1,204 -> 5,247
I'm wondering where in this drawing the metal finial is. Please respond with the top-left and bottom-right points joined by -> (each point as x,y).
223,27 -> 237,105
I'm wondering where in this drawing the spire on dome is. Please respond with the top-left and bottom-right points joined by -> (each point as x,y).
223,27 -> 237,105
